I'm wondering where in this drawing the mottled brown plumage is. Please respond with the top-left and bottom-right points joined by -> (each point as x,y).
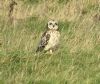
36,30 -> 50,52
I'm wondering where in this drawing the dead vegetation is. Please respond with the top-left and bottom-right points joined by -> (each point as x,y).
0,0 -> 99,21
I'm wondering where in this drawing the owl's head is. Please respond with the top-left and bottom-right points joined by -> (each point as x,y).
47,20 -> 58,30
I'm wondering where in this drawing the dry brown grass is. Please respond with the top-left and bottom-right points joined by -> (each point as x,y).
1,0 -> 99,21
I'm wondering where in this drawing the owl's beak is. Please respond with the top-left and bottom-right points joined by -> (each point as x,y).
53,25 -> 55,27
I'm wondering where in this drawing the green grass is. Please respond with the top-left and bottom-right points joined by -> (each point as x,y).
0,0 -> 100,84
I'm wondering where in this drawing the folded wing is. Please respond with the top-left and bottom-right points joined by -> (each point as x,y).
36,31 -> 50,52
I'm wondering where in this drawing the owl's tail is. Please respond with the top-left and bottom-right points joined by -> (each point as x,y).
36,46 -> 45,52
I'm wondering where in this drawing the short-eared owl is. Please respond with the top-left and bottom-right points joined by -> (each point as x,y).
36,20 -> 60,53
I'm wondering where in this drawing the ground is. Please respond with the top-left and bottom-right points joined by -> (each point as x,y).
0,0 -> 100,84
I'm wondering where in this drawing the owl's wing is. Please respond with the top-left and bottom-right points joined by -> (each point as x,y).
36,31 -> 50,52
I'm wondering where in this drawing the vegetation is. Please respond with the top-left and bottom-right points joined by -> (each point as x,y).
0,0 -> 100,84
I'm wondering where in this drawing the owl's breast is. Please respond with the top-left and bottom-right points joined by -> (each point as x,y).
44,30 -> 60,50
49,31 -> 60,44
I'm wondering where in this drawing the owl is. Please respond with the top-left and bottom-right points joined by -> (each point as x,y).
36,20 -> 60,53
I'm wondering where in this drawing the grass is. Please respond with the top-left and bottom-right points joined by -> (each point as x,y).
0,0 -> 100,84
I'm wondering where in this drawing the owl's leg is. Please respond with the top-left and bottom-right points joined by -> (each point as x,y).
49,49 -> 53,54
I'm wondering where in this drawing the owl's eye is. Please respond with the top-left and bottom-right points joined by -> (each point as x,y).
55,23 -> 58,25
49,23 -> 52,25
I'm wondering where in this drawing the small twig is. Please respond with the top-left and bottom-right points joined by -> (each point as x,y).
8,0 -> 17,19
